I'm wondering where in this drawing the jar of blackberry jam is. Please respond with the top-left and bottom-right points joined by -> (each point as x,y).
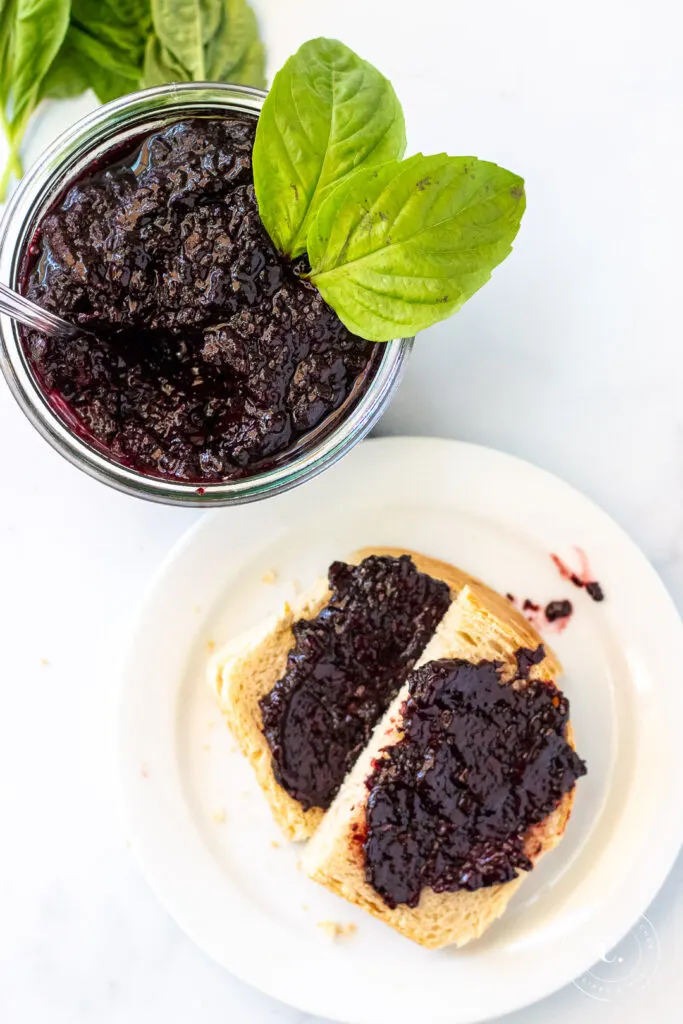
0,84 -> 411,506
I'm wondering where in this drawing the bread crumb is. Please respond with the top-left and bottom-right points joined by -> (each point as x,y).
193,605 -> 201,614
296,859 -> 303,871
207,721 -> 216,729
207,639 -> 216,652
261,569 -> 278,584
203,744 -> 210,752
301,904 -> 309,912
317,921 -> 357,940
270,840 -> 280,849
40,657 -> 49,666
212,808 -> 226,824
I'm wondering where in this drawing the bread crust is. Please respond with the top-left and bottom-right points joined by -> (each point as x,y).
208,577 -> 330,841
302,585 -> 575,949
207,549 -> 502,840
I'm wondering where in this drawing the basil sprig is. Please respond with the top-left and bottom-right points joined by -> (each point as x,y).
254,39 -> 526,342
0,0 -> 265,200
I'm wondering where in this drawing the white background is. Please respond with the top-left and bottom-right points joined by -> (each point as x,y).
1,1 -> 682,1021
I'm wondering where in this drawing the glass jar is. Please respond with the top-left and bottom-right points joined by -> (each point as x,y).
0,83 -> 412,506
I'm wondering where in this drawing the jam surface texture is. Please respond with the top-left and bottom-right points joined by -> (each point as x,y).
363,647 -> 587,908
259,555 -> 451,811
23,118 -> 376,482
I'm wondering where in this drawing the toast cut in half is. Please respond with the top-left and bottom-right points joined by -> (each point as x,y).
207,549 -> 491,841
302,585 -> 579,949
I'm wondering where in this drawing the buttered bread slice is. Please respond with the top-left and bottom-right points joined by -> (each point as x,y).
302,585 -> 585,948
208,549 -> 489,840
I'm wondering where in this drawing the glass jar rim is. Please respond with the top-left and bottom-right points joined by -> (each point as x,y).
0,83 -> 412,507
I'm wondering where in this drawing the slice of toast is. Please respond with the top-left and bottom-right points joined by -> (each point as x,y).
302,585 -> 573,949
207,549 -> 490,841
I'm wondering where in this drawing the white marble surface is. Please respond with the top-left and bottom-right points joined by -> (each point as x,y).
1,1 -> 682,1021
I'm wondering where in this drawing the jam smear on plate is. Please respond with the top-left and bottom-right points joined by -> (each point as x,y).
551,550 -> 605,602
506,593 -> 574,634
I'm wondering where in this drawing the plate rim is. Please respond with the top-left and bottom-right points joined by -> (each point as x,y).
115,436 -> 683,1024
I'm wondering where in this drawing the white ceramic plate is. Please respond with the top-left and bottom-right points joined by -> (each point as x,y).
117,437 -> 683,1024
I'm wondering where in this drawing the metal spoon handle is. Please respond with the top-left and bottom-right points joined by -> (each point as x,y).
0,281 -> 80,339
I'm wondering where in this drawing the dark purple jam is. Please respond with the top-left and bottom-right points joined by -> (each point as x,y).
545,599 -> 573,622
22,118 -> 378,483
551,553 -> 606,604
363,647 -> 586,908
259,555 -> 451,811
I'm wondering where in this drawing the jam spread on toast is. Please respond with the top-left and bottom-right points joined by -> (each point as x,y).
363,647 -> 586,908
259,555 -> 451,810
23,118 -> 376,483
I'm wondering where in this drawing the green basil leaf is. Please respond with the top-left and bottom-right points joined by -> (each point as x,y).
10,0 -> 71,128
40,39 -> 94,101
151,0 -> 211,79
198,0 -> 222,43
308,153 -> 526,342
145,1 -> 263,89
67,26 -> 142,82
141,33 -> 190,87
227,36 -> 265,89
41,40 -> 138,107
68,0 -> 151,100
205,0 -> 259,82
87,66 -> 140,105
71,0 -> 152,64
1,0 -> 70,198
148,0 -> 263,86
0,0 -> 18,110
253,37 -> 406,258
1,2 -> 22,194
0,1 -> 21,195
